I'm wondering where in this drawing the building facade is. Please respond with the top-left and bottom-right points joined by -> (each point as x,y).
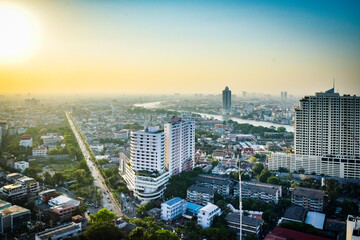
222,86 -> 232,114
160,197 -> 186,221
120,126 -> 169,203
226,213 -> 264,238
294,90 -> 360,179
14,161 -> 29,173
291,187 -> 325,212
164,117 -> 195,176
186,184 -> 216,206
32,147 -> 47,157
197,203 -> 221,228
234,181 -> 282,204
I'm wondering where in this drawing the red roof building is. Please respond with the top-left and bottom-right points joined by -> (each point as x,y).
265,227 -> 333,240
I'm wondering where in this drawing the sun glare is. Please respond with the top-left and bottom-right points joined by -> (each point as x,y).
0,3 -> 39,63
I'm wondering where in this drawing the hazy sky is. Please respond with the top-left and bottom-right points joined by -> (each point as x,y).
1,0 -> 360,96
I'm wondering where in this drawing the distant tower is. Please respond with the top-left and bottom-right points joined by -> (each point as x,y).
281,91 -> 284,100
284,91 -> 287,100
222,86 -> 232,114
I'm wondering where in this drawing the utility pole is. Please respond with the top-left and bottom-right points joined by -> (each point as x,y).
239,164 -> 242,240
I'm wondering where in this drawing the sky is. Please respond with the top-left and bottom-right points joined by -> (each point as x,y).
0,0 -> 359,96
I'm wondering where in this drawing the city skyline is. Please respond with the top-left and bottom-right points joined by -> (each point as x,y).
0,0 -> 359,96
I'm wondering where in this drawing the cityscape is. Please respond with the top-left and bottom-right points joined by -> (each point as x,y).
0,1 -> 360,240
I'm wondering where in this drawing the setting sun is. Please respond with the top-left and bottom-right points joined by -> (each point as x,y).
0,3 -> 39,63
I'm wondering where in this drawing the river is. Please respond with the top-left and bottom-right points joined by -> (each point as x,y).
134,101 -> 294,132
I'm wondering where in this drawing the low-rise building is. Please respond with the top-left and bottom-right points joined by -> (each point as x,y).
35,222 -> 82,240
0,204 -> 31,234
0,184 -> 27,201
161,197 -> 186,221
41,135 -> 62,149
15,176 -> 40,196
20,135 -> 32,148
305,211 -> 326,230
48,195 -> 80,207
279,205 -> 306,223
197,203 -> 221,228
225,213 -> 264,238
14,161 -> 29,172
234,181 -> 282,204
291,187 -> 325,212
212,149 -> 236,166
186,184 -> 216,206
32,147 -> 47,157
195,174 -> 232,196
50,205 -> 77,222
39,189 -> 58,204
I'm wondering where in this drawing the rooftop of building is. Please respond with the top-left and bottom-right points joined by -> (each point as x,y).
6,172 -> 23,179
49,195 -> 80,206
0,205 -> 30,217
20,135 -> 32,140
0,199 -> 11,209
283,206 -> 306,222
305,211 -> 326,230
200,203 -> 219,213
264,227 -> 333,240
3,183 -> 23,190
225,213 -> 264,226
195,174 -> 231,186
33,147 -> 46,150
14,160 -> 29,165
36,222 -> 81,240
162,197 -> 184,207
235,181 -> 281,195
188,184 -> 217,195
292,187 -> 324,199
40,189 -> 57,195
186,202 -> 203,212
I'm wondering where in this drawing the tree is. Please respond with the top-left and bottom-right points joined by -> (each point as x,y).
211,159 -> 219,167
291,182 -> 299,188
267,176 -> 279,185
249,156 -> 258,163
278,198 -> 291,211
252,163 -> 264,176
325,179 -> 340,201
341,200 -> 359,218
73,169 -> 87,184
43,171 -> 52,185
277,126 -> 286,132
155,229 -> 179,240
262,209 -> 276,224
258,170 -> 272,183
298,168 -> 305,174
83,222 -> 124,240
129,227 -> 145,240
89,208 -> 116,224
53,172 -> 66,185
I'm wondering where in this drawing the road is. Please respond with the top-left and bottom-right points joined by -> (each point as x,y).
66,111 -> 122,216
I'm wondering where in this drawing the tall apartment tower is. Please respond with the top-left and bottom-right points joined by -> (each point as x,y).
293,88 -> 360,178
294,89 -> 360,157
164,117 -> 195,176
121,126 -> 169,203
269,89 -> 360,179
222,86 -> 232,114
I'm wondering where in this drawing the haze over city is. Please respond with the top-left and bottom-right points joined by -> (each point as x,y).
1,0 -> 360,96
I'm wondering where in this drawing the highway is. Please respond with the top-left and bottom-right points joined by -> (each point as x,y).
65,111 -> 122,216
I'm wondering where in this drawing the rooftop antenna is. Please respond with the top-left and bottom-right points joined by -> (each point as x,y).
333,78 -> 335,92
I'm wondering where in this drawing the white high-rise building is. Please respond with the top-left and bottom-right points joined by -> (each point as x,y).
164,117 -> 195,176
120,126 -> 169,203
269,89 -> 360,179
